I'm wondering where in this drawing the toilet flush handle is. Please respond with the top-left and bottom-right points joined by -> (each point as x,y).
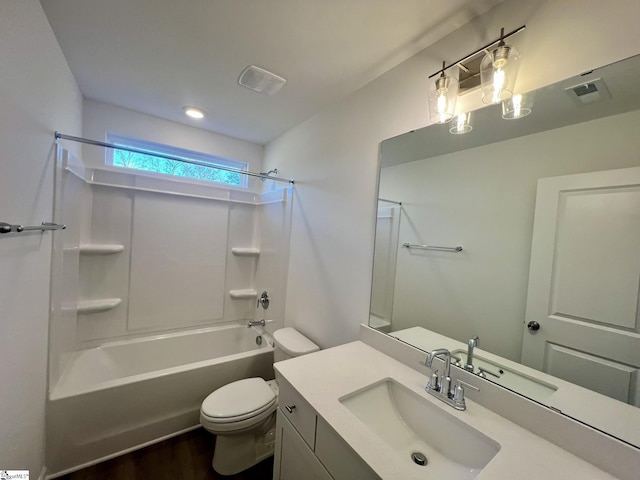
285,404 -> 296,413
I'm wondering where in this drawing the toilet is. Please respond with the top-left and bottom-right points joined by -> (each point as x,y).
199,327 -> 319,475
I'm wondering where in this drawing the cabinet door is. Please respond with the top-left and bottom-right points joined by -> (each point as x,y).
315,417 -> 380,480
273,409 -> 333,480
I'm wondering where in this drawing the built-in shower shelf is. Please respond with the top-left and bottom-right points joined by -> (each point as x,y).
229,289 -> 258,299
65,159 -> 292,205
231,247 -> 260,257
77,298 -> 122,314
79,243 -> 125,254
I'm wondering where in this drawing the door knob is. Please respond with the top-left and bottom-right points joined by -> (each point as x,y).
527,321 -> 540,331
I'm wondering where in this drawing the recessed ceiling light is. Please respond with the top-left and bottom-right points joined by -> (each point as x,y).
183,106 -> 205,119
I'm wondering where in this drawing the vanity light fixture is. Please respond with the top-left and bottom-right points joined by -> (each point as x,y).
183,106 -> 205,119
449,112 -> 473,134
428,61 -> 459,124
427,26 -> 525,121
480,28 -> 522,104
502,92 -> 534,119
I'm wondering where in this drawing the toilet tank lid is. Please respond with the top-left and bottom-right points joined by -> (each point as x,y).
274,327 -> 319,356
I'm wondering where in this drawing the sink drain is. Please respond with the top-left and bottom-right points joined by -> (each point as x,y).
411,452 -> 428,466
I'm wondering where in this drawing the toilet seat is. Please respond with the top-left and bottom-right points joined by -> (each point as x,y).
200,378 -> 277,433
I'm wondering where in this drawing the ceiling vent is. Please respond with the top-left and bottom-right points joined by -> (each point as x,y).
564,78 -> 611,105
238,65 -> 286,96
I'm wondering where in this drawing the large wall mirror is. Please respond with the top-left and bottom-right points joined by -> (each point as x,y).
371,52 -> 640,447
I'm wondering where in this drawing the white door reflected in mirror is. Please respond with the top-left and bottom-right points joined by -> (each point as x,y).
522,167 -> 640,406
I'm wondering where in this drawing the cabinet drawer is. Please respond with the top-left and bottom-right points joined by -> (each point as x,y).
278,376 -> 317,449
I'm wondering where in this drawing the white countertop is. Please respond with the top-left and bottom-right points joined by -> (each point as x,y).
275,341 -> 620,480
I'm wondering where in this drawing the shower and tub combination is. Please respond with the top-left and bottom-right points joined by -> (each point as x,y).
46,138 -> 294,476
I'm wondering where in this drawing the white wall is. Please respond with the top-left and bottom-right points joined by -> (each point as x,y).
82,100 -> 264,174
380,109 -> 640,361
264,0 -> 640,348
0,0 -> 82,476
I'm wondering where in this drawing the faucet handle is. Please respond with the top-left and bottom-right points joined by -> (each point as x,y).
452,379 -> 480,410
452,382 -> 464,402
425,369 -> 439,393
456,379 -> 480,392
453,379 -> 480,400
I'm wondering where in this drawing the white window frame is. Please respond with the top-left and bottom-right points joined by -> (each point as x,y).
105,133 -> 249,188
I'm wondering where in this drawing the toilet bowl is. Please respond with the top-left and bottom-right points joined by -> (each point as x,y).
199,327 -> 319,475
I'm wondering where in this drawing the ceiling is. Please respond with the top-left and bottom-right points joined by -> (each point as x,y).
41,0 -> 503,145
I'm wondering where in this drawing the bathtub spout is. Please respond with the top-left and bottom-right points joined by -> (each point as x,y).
247,319 -> 266,328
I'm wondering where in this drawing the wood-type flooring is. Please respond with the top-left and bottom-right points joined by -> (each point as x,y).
57,428 -> 274,480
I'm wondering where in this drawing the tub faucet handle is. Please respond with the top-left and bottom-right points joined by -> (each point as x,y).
257,291 -> 270,310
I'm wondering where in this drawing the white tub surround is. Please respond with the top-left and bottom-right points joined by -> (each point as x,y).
46,325 -> 274,477
49,147 -> 293,389
274,340 -> 640,480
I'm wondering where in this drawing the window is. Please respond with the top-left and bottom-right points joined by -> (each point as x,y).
106,133 -> 248,187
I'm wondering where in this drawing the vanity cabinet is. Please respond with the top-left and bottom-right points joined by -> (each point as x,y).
273,375 -> 379,480
274,409 -> 333,480
277,373 -> 318,448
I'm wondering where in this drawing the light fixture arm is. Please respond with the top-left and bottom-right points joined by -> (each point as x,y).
428,25 -> 525,79
435,60 -> 447,90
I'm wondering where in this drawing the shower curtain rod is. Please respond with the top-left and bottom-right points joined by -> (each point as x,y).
54,132 -> 295,184
378,198 -> 402,205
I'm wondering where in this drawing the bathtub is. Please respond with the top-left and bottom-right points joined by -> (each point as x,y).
46,324 -> 274,477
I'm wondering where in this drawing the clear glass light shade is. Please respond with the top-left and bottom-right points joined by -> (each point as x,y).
449,112 -> 472,134
501,92 -> 534,119
480,44 -> 521,104
428,73 -> 459,124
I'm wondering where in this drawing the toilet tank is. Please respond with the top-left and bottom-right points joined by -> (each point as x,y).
273,327 -> 319,362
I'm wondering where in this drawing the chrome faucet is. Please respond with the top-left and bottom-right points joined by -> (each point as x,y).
423,347 -> 479,411
426,348 -> 452,396
464,336 -> 479,373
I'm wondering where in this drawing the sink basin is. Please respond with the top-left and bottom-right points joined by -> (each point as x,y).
450,350 -> 558,403
340,379 -> 500,479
